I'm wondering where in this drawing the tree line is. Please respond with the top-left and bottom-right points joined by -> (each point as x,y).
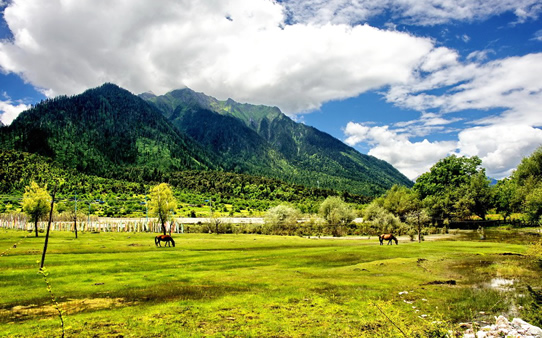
7,146 -> 542,238
263,147 -> 542,239
361,148 -> 542,241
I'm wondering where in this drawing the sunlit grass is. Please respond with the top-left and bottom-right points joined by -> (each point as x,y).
0,228 -> 540,337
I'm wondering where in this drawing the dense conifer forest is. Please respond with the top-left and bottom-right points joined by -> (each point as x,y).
0,84 -> 412,198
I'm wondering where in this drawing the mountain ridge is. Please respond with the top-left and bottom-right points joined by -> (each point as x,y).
0,83 -> 218,179
0,83 -> 411,196
143,87 -> 413,194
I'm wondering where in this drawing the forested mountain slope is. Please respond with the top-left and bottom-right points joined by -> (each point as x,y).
144,88 -> 413,195
0,83 -> 412,196
0,84 -> 218,180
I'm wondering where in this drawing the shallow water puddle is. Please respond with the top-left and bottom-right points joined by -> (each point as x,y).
488,278 -> 515,291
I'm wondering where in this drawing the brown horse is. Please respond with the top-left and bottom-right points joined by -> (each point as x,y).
155,235 -> 175,247
379,234 -> 398,245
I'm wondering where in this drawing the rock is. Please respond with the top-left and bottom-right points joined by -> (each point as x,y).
463,316 -> 542,338
512,318 -> 542,336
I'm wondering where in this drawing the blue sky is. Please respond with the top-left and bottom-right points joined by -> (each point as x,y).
1,0 -> 542,180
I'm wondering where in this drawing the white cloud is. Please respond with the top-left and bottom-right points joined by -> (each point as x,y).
1,0 -> 541,182
466,49 -> 494,62
344,121 -> 457,179
419,47 -> 459,72
0,0 -> 434,114
458,124 -> 542,178
352,52 -> 542,179
280,0 -> 542,26
344,118 -> 542,180
0,99 -> 30,125
387,53 -> 542,124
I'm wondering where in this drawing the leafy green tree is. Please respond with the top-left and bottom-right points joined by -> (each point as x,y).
414,155 -> 488,222
513,146 -> 542,187
406,209 -> 430,243
492,178 -> 519,222
504,146 -> 542,224
511,146 -> 542,221
149,183 -> 177,235
414,155 -> 482,199
525,185 -> 542,224
421,193 -> 453,225
363,203 -> 402,234
466,171 -> 492,220
378,185 -> 419,222
319,196 -> 356,237
22,181 -> 51,237
264,204 -> 301,235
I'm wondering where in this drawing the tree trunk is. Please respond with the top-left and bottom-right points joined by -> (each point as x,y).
40,188 -> 57,269
34,219 -> 39,237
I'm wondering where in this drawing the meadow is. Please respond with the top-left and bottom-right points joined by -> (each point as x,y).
0,228 -> 540,337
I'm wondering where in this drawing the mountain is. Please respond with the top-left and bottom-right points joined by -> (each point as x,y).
0,83 -> 412,196
0,84 -> 218,180
144,88 -> 413,194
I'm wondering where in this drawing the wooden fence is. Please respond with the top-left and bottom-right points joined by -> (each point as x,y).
0,216 -> 185,234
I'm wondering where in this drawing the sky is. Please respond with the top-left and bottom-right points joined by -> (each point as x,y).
1,0 -> 542,181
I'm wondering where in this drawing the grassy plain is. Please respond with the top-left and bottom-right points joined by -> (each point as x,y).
0,228 -> 540,337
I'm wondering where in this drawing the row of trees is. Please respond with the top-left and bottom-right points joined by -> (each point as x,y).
264,196 -> 356,237
20,147 -> 542,239
263,147 -> 542,239
1,149 -> 371,218
22,181 -> 178,237
363,147 -> 542,241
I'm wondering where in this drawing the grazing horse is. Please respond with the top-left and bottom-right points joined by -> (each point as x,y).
379,234 -> 398,245
155,235 -> 175,247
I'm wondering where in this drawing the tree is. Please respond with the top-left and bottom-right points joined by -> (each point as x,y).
319,196 -> 355,237
149,183 -> 177,235
363,203 -> 402,234
466,171 -> 492,220
264,204 -> 300,235
525,185 -> 542,224
492,178 -> 519,222
512,146 -> 542,188
406,209 -> 430,243
378,185 -> 419,222
414,155 -> 488,222
22,181 -> 51,237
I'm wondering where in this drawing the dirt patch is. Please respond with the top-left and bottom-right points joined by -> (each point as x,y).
0,297 -> 133,321
423,280 -> 457,285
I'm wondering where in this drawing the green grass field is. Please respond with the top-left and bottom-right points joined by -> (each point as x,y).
0,229 -> 540,337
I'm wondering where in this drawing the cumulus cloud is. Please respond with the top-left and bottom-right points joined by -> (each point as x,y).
344,118 -> 542,180
344,122 -> 457,180
1,0 -> 541,181
387,53 -> 542,125
0,0 -> 434,114
349,52 -> 542,179
458,124 -> 542,178
280,0 -> 542,26
0,98 -> 30,125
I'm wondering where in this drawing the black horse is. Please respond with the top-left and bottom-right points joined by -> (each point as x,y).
155,235 -> 175,247
379,234 -> 398,245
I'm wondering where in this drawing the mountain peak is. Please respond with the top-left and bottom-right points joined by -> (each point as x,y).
139,90 -> 156,99
143,86 -> 412,194
3,83 -> 216,177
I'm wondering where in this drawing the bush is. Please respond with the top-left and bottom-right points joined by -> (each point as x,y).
527,239 -> 542,261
